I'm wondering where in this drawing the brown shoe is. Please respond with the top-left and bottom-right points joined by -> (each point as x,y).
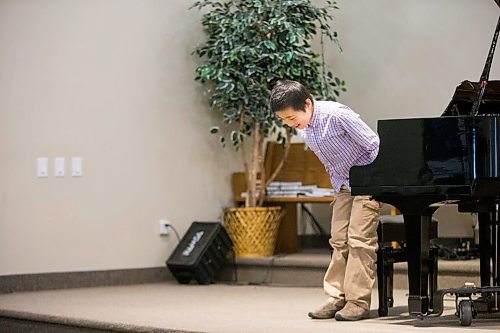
308,300 -> 345,319
334,302 -> 370,321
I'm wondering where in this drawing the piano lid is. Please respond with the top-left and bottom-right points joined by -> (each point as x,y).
442,80 -> 500,116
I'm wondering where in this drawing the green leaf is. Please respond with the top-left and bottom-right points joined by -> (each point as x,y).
216,82 -> 228,90
199,66 -> 214,77
263,40 -> 276,51
210,126 -> 219,134
231,130 -> 238,142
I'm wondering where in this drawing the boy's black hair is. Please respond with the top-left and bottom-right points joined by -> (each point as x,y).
270,80 -> 313,113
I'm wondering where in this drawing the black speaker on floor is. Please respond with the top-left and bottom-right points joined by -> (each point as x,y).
166,222 -> 233,285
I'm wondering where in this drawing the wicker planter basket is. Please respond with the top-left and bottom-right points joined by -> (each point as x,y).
224,206 -> 283,258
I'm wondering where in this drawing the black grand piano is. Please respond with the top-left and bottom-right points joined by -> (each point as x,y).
350,5 -> 500,324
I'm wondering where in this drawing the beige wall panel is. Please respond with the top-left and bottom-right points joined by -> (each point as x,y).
1,0 -> 498,275
0,0 -> 240,275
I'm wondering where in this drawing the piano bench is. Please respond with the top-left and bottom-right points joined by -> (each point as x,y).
376,214 -> 439,317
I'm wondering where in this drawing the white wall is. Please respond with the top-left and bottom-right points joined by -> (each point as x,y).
1,0 -> 498,275
0,0 -> 240,275
329,0 -> 500,128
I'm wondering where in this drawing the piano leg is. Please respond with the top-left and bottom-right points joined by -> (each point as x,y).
478,212 -> 492,287
478,203 -> 500,310
493,203 -> 500,310
403,214 -> 432,315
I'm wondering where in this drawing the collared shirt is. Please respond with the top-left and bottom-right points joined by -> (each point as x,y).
297,100 -> 380,192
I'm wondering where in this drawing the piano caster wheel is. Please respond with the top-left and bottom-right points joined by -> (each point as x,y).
458,300 -> 473,326
388,297 -> 394,308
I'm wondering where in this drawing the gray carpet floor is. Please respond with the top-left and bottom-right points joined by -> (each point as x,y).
1,282 -> 500,332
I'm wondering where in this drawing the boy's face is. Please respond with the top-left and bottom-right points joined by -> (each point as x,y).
275,98 -> 313,130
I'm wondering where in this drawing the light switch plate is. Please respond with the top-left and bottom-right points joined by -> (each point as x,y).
72,157 -> 82,177
54,157 -> 65,177
37,157 -> 48,178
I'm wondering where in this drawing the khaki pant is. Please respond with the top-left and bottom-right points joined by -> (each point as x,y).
324,185 -> 380,310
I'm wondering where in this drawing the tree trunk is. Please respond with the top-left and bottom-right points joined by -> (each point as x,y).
245,123 -> 261,207
246,127 -> 292,207
257,131 -> 292,206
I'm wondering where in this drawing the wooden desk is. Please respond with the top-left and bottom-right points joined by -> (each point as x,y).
234,191 -> 334,253
232,141 -> 334,253
232,142 -> 334,253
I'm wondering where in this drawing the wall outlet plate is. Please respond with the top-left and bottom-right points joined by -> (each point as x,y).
159,220 -> 172,235
54,157 -> 65,177
72,157 -> 82,177
37,157 -> 48,178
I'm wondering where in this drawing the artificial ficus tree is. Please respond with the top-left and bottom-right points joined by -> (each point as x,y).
192,0 -> 346,207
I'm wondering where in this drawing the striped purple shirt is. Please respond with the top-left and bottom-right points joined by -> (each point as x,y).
297,101 -> 380,192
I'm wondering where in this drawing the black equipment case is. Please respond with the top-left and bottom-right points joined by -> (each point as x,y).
166,222 -> 232,284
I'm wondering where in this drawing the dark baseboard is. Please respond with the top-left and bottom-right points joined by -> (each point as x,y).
0,267 -> 174,294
